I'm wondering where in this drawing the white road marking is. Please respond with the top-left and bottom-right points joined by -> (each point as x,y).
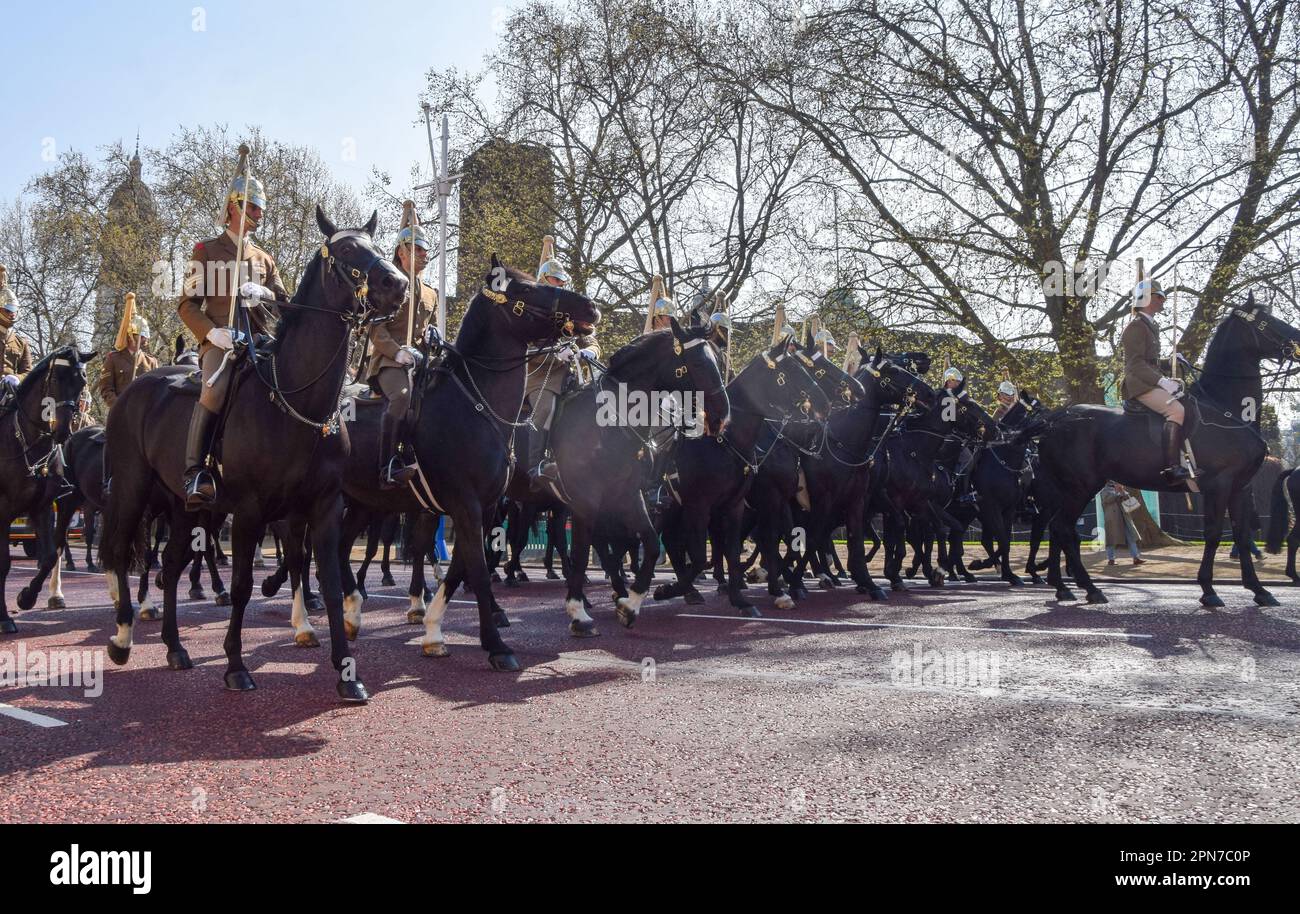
338,812 -> 404,824
0,703 -> 68,728
679,613 -> 1154,639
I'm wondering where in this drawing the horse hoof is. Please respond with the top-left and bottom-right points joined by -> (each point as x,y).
929,574 -> 945,588
105,641 -> 129,665
492,611 -> 511,628
214,591 -> 231,607
517,571 -> 530,583
0,618 -> 18,635
47,596 -> 66,609
252,558 -> 266,569
546,570 -> 560,580
488,653 -> 520,672
569,618 -> 599,637
716,581 -> 726,593
505,577 -> 520,589
962,574 -> 977,584
188,587 -> 206,600
652,584 -> 673,601
1086,591 -> 1109,605
85,563 -> 99,574
1054,588 -> 1076,602
223,670 -> 256,692
1200,594 -> 1225,608
1253,591 -> 1279,607
336,680 -> 370,703
738,605 -> 761,618
1007,576 -> 1024,587
869,587 -> 888,601
616,605 -> 636,628
490,572 -> 501,583
422,642 -> 450,658
890,580 -> 905,592
306,596 -> 324,613
166,650 -> 193,671
295,630 -> 321,648
261,578 -> 281,598
138,606 -> 160,622
407,609 -> 425,624
684,588 -> 705,606
15,589 -> 36,612
381,575 -> 396,587
773,595 -> 794,611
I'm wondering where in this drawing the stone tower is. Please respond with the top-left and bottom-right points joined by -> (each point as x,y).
96,144 -> 160,349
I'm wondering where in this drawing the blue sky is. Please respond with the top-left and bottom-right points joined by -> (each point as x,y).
1,0 -> 512,200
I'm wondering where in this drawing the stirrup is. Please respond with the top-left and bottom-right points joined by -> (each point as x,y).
382,456 -> 416,489
1161,464 -> 1193,484
184,469 -> 217,510
528,461 -> 559,493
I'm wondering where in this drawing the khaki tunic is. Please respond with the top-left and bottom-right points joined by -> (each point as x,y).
366,280 -> 437,381
2,327 -> 33,378
177,230 -> 286,356
96,347 -> 160,409
524,329 -> 600,431
1119,312 -> 1162,399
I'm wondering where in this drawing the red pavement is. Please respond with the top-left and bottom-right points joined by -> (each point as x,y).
1,557 -> 1298,822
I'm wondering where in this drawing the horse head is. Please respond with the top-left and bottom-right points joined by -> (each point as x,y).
858,343 -> 935,410
667,317 -> 730,436
942,382 -> 996,442
793,335 -> 865,406
481,254 -> 601,344
889,350 -> 931,376
739,337 -> 832,421
20,347 -> 96,445
1223,292 -> 1300,365
313,206 -> 408,323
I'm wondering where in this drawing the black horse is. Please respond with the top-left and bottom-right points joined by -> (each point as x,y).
1033,295 -> 1300,607
539,319 -> 730,633
654,337 -> 830,617
387,257 -> 602,668
786,345 -> 935,601
99,207 -> 408,701
0,347 -> 95,634
1265,467 -> 1300,580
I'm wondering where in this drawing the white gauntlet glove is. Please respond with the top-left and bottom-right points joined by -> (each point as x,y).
556,346 -> 576,363
1156,377 -> 1181,395
395,348 -> 416,367
239,282 -> 274,304
206,328 -> 235,351
578,347 -> 598,363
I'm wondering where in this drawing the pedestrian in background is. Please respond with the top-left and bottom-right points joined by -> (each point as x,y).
1102,481 -> 1145,566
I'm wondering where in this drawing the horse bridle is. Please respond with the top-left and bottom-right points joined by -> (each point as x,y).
1231,306 -> 1300,363
7,352 -> 82,474
482,282 -> 586,335
316,231 -> 389,327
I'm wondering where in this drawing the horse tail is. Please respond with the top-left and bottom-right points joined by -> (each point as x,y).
98,488 -> 136,575
1265,468 -> 1295,554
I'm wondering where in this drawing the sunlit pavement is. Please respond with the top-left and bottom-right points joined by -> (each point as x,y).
1,559 -> 1297,823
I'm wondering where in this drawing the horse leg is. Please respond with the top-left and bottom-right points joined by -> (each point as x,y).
419,549 -> 464,657
158,505 -> 197,669
205,515 -> 229,605
564,514 -> 600,634
135,518 -> 160,621
310,497 -> 368,702
1228,482 -> 1275,607
283,517 -> 320,647
380,513 -> 397,586
17,501 -> 59,612
221,515 -> 262,691
847,495 -> 886,601
724,500 -> 757,616
438,503 -> 516,670
356,515 -> 377,595
0,519 -> 15,635
338,505 -> 371,629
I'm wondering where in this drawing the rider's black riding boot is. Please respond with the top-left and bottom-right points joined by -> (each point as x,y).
1161,420 -> 1192,484
182,407 -> 218,511
380,412 -> 416,489
527,429 -> 559,495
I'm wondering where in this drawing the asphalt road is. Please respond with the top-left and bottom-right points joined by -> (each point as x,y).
1,558 -> 1297,823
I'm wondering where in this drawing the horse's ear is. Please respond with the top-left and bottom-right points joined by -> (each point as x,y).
316,205 -> 337,238
362,209 -> 379,238
668,314 -> 687,340
175,334 -> 185,359
488,253 -> 502,276
78,350 -> 96,364
1245,290 -> 1257,311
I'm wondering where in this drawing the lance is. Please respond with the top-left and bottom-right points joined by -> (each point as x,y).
226,143 -> 252,331
715,289 -> 732,382
400,199 -> 421,345
415,104 -> 459,338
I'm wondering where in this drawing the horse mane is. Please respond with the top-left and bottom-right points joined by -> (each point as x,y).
607,329 -> 675,376
16,346 -> 73,397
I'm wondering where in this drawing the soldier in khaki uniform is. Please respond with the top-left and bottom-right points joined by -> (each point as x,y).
177,171 -> 287,508
0,264 -> 33,388
1120,278 -> 1190,483
367,223 -> 436,487
96,292 -> 160,414
524,235 -> 599,492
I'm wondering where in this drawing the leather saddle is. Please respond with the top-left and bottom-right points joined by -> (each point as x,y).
1121,396 -> 1198,445
166,335 -> 274,394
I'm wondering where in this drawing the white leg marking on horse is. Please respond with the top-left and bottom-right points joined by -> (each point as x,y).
566,597 -> 595,623
110,622 -> 133,650
421,583 -> 449,650
343,589 -> 363,630
50,549 -> 64,599
106,573 -> 120,605
773,594 -> 794,611
291,587 -> 317,640
139,595 -> 154,615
